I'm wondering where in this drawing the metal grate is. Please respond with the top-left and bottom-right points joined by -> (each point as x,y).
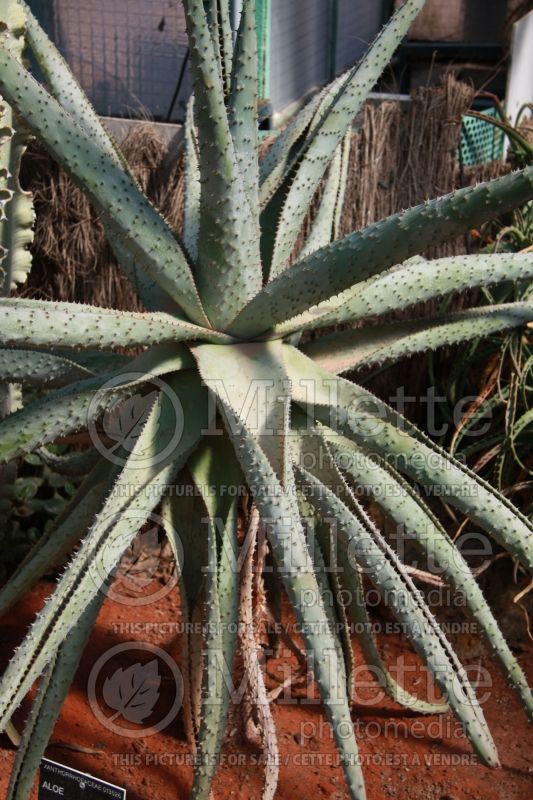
30,0 -> 192,122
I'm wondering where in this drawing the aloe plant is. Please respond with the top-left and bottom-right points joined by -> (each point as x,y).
0,0 -> 33,453
0,1 -> 532,798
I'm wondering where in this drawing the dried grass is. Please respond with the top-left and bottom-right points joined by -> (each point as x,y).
20,123 -> 184,310
339,75 -> 512,258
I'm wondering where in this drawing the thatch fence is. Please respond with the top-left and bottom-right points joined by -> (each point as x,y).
19,76 -> 510,312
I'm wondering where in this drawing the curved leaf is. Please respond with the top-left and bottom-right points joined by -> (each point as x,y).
186,437 -> 242,799
0,370 -> 210,731
183,0 -> 261,328
231,167 -> 533,337
297,464 -> 499,767
284,346 -> 533,571
278,252 -> 533,336
326,434 -> 533,718
19,0 -> 125,166
228,0 -> 260,216
0,39 -> 207,324
302,302 -> 533,373
292,422 -> 448,715
267,0 -> 426,277
194,341 -> 367,800
0,297 -> 230,349
6,593 -> 104,800
0,342 -> 193,463
0,348 -> 93,387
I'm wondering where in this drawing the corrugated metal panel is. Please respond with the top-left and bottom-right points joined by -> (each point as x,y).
269,0 -> 329,114
335,0 -> 385,73
29,0 -> 191,122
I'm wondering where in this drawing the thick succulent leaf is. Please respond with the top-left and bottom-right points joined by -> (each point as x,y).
0,458 -> 114,615
0,1 -> 34,294
259,90 -> 324,208
259,69 -> 355,210
163,443 -> 241,797
37,445 -> 100,476
189,514 -> 226,800
0,370 -> 210,729
277,252 -> 533,336
189,435 -> 244,526
17,7 -> 179,313
163,473 -> 208,615
184,97 -> 201,264
0,342 -> 193,462
231,167 -> 533,337
341,555 -> 448,715
326,436 -> 533,718
232,442 -> 366,799
182,0 -> 261,329
0,395 -> 166,728
0,378 -> 120,463
284,346 -> 533,571
297,465 -> 499,767
267,0 -> 426,277
16,9 -> 175,313
292,422 -> 449,715
188,435 -> 243,652
297,490 -> 352,700
190,436 -> 242,658
188,445 -> 240,800
6,593 -> 104,800
299,131 -> 351,260
160,482 -> 200,746
18,0 -> 125,167
0,297 -> 231,349
0,40 -> 207,324
0,348 -> 93,387
193,340 -> 291,483
194,342 -> 366,800
302,302 -> 533,373
228,0 -> 259,217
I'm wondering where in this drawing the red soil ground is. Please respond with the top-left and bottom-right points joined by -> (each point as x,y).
0,578 -> 532,800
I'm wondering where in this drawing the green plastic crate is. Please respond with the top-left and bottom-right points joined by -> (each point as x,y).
459,107 -> 505,167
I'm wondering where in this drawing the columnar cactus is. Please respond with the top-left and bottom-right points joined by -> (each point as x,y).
0,2 -> 532,799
